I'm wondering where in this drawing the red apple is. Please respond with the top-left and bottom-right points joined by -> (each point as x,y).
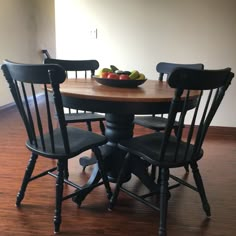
119,74 -> 130,80
107,73 -> 119,80
100,72 -> 109,78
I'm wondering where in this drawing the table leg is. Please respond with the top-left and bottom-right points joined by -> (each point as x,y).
103,113 -> 133,182
72,113 -> 160,206
79,154 -> 97,171
104,113 -> 160,192
72,164 -> 102,206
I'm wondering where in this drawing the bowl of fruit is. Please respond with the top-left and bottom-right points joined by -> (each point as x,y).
93,65 -> 147,88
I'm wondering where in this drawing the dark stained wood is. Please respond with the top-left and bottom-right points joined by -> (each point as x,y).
0,107 -> 236,236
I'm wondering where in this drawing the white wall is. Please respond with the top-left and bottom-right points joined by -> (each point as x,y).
1,0 -> 235,127
0,0 -> 55,106
34,0 -> 56,59
55,0 -> 236,127
0,0 -> 35,105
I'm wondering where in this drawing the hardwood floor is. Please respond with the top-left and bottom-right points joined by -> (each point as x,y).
0,107 -> 236,236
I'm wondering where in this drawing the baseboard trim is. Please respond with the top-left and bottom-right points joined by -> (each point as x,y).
0,102 -> 16,112
0,103 -> 235,137
206,126 -> 236,137
0,93 -> 44,113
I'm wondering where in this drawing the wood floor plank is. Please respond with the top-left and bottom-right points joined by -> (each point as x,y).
0,107 -> 236,236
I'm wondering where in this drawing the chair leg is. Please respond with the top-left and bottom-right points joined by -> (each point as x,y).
54,160 -> 65,233
80,121 -> 97,172
159,168 -> 169,236
184,164 -> 189,172
93,147 -> 112,200
151,165 -> 157,180
99,120 -> 105,135
86,121 -> 92,132
109,153 -> 130,210
16,153 -> 38,206
191,162 -> 211,217
172,126 -> 189,173
63,160 -> 69,179
80,119 -> 97,172
156,167 -> 161,184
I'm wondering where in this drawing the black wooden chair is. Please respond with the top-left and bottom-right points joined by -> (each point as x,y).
44,57 -> 105,132
1,60 -> 112,233
109,67 -> 234,236
134,62 -> 204,177
43,53 -> 106,171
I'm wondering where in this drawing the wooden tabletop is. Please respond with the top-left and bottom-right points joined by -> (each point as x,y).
58,78 -> 199,114
59,78 -> 178,102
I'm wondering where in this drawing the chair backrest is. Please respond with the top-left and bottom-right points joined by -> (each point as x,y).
44,58 -> 99,79
153,62 -> 204,118
156,62 -> 204,81
1,60 -> 72,154
160,67 -> 234,161
42,49 -> 51,59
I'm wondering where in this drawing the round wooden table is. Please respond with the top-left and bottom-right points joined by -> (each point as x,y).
59,78 -> 189,113
59,78 -> 199,205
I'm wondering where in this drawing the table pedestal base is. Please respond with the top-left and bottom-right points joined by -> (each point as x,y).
72,113 -> 160,206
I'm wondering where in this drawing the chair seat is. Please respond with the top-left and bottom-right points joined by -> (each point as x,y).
134,116 -> 179,130
118,132 -> 203,168
26,127 -> 107,159
64,112 -> 105,123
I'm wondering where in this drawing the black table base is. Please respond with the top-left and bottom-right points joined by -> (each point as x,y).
72,113 -> 160,206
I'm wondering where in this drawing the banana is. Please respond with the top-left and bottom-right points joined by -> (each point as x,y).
136,73 -> 145,80
129,70 -> 140,80
122,70 -> 131,75
110,65 -> 119,72
115,70 -> 124,74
